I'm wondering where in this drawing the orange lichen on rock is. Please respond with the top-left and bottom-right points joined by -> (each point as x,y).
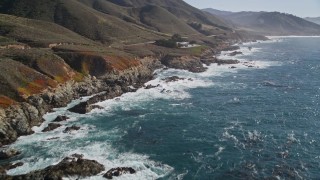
17,78 -> 57,97
103,56 -> 141,71
0,95 -> 16,108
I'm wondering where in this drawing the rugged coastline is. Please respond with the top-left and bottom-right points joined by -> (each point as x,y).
0,39 -> 257,179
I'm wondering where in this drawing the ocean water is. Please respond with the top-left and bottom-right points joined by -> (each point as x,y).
5,37 -> 320,179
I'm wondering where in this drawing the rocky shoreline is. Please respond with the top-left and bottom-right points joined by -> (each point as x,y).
0,40 -> 254,178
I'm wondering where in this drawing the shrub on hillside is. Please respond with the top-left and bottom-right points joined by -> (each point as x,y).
154,39 -> 177,48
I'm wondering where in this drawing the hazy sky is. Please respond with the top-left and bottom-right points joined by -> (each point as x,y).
183,0 -> 320,17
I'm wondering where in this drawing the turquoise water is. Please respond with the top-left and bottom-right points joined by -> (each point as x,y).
6,37 -> 320,179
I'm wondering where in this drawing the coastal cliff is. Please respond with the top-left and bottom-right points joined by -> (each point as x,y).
0,54 -> 161,147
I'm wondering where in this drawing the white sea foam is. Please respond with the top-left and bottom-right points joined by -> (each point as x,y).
92,69 -> 214,115
8,126 -> 173,179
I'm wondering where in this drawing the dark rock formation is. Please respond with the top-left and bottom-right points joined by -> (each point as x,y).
52,115 -> 69,122
63,125 -> 81,133
228,51 -> 243,56
103,167 -> 136,179
42,123 -> 62,132
11,154 -> 104,179
1,162 -> 24,171
69,102 -> 93,114
215,59 -> 240,65
161,55 -> 207,73
145,84 -> 159,89
201,57 -> 217,66
0,149 -> 21,160
163,76 -> 185,83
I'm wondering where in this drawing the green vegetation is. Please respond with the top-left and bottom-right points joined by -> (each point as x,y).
154,39 -> 177,48
0,14 -> 95,47
155,34 -> 186,48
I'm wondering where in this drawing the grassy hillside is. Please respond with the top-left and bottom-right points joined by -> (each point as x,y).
204,9 -> 320,36
138,5 -> 197,34
0,0 -> 233,44
0,58 -> 58,100
0,14 -> 94,47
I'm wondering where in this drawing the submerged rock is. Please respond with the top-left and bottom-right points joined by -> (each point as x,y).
0,149 -> 21,160
103,167 -> 136,179
42,123 -> 62,132
215,59 -> 240,65
228,51 -> 243,56
52,115 -> 69,122
12,154 -> 104,179
163,76 -> 185,83
63,125 -> 80,133
145,84 -> 159,89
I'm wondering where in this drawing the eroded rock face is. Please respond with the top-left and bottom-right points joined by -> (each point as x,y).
12,154 -> 105,180
0,57 -> 155,146
0,77 -> 103,147
103,167 -> 136,179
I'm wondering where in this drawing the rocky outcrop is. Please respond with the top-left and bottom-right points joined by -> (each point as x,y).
163,76 -> 185,83
228,51 -> 243,56
0,162 -> 24,173
0,55 -> 158,146
0,76 -> 102,147
63,125 -> 81,133
0,149 -> 21,160
145,84 -> 159,89
10,154 -> 105,179
52,115 -> 69,122
215,59 -> 240,65
161,55 -> 207,73
103,167 -> 136,179
42,123 -> 62,132
69,101 -> 96,114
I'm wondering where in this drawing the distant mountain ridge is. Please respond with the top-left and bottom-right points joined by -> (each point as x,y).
305,17 -> 320,25
203,8 -> 320,36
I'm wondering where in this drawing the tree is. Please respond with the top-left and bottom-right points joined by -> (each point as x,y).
171,34 -> 183,42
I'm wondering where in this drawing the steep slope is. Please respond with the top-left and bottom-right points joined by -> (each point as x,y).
305,17 -> 320,25
0,14 -> 94,47
204,8 -> 320,36
104,0 -> 230,29
138,5 -> 197,34
0,0 -> 166,44
0,0 -> 233,44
